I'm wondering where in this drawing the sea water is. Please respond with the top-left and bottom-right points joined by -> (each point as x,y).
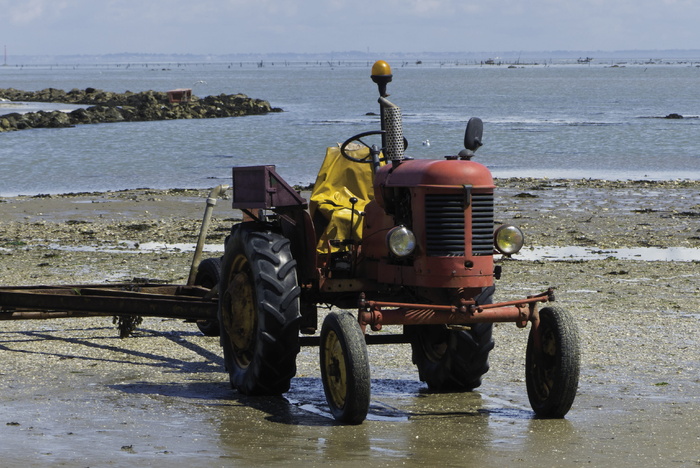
1,60 -> 699,196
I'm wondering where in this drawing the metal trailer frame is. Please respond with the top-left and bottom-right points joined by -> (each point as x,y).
0,283 -> 216,322
0,185 -> 228,327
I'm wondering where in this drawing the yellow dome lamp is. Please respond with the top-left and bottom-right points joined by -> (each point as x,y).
371,60 -> 393,97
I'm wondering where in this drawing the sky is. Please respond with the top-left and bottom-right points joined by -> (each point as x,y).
1,0 -> 699,57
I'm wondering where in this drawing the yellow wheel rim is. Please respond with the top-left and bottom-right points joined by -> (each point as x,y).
323,330 -> 347,409
222,255 -> 257,368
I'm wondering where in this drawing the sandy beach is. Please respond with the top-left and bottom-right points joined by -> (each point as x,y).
1,178 -> 699,465
2,178 -> 698,281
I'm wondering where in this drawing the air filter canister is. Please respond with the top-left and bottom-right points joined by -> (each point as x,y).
383,105 -> 404,161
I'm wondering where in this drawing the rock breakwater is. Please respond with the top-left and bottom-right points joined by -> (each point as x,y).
0,87 -> 282,132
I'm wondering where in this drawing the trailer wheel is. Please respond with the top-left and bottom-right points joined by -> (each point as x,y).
218,224 -> 301,395
408,322 -> 494,392
526,306 -> 580,418
194,257 -> 221,336
320,312 -> 370,424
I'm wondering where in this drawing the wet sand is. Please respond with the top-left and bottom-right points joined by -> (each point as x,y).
1,179 -> 699,466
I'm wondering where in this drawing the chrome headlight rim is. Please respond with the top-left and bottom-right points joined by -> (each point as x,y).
387,225 -> 417,257
494,224 -> 524,256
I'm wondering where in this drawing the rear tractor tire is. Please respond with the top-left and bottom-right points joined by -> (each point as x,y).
193,257 -> 221,337
218,224 -> 301,395
408,322 -> 495,392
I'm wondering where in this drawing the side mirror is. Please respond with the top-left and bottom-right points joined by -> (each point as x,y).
464,117 -> 483,152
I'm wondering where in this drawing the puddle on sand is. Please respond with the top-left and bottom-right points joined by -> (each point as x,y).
44,242 -> 700,262
46,241 -> 225,254
516,245 -> 700,262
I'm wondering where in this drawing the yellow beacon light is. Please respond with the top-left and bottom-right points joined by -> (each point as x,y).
371,60 -> 393,97
371,60 -> 392,77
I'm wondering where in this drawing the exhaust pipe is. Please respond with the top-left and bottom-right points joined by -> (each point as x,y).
379,97 -> 405,162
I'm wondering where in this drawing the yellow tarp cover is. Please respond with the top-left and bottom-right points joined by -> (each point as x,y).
309,146 -> 378,254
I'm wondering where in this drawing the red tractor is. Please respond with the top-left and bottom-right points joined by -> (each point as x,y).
216,60 -> 580,424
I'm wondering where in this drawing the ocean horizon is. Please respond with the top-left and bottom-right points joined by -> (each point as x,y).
5,48 -> 700,66
2,58 -> 699,196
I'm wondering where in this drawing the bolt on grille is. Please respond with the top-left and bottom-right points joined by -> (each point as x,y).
424,192 -> 494,256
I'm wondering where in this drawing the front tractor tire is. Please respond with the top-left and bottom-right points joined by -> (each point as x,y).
218,224 -> 301,395
320,312 -> 371,424
526,306 -> 580,418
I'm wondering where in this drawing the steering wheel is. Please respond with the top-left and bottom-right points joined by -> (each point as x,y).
340,130 -> 409,164
339,130 -> 385,163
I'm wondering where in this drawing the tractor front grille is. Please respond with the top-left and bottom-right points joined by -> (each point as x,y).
424,191 -> 494,257
471,192 -> 495,255
425,194 -> 465,256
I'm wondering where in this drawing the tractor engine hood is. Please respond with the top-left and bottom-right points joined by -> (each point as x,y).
373,159 -> 495,209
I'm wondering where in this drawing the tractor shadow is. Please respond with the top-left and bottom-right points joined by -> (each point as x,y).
1,324 -> 533,426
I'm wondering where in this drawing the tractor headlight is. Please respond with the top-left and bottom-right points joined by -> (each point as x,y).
494,224 -> 524,255
387,226 -> 416,257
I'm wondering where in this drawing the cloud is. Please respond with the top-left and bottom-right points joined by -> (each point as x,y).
1,0 -> 69,24
4,0 -> 47,23
2,0 -> 699,56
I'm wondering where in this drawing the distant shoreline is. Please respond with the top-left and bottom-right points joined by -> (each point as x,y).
0,49 -> 700,70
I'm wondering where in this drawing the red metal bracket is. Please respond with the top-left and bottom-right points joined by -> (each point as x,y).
357,288 -> 554,331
